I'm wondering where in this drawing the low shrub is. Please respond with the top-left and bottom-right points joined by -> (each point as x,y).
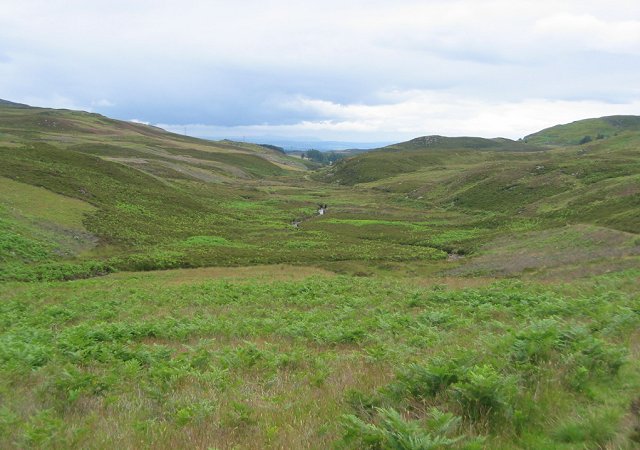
389,359 -> 463,400
0,260 -> 114,282
340,407 -> 475,449
509,319 -> 561,366
451,365 -> 517,423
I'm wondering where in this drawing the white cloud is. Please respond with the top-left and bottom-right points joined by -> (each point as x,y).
91,99 -> 115,108
159,92 -> 640,141
534,14 -> 640,55
18,94 -> 89,111
129,119 -> 150,125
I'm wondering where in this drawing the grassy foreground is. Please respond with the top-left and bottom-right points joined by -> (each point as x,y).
1,268 -> 638,449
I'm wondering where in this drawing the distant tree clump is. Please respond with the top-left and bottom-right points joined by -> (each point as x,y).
303,149 -> 346,165
579,135 -> 593,145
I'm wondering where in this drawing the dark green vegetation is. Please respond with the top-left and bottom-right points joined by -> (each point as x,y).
1,102 -> 639,449
301,149 -> 349,165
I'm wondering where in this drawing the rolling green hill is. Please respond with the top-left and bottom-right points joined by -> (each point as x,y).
321,119 -> 640,234
0,101 -> 462,281
523,115 -> 640,146
0,101 -> 305,180
317,135 -> 544,185
0,101 -> 332,279
382,135 -> 538,151
1,103 -> 637,280
1,103 -> 638,281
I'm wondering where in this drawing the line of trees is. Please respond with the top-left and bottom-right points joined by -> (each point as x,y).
301,149 -> 346,164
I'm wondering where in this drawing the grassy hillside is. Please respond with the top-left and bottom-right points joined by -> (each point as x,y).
1,104 -> 637,280
0,101 -> 304,180
0,101 -> 306,263
0,176 -> 97,265
382,135 -> 537,151
0,102 -> 466,281
523,115 -> 640,146
321,125 -> 640,234
317,136 -> 543,185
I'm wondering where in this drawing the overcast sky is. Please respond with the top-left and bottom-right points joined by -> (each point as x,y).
2,0 -> 640,143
